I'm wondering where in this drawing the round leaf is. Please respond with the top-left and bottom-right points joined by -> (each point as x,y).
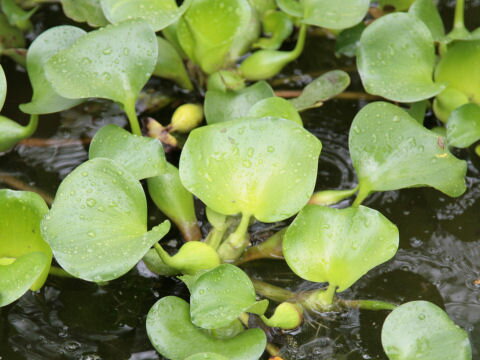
146,296 -> 267,360
190,264 -> 268,329
205,81 -> 274,124
301,0 -> 370,30
20,25 -> 86,115
283,204 -> 399,291
349,102 -> 467,198
446,103 -> 480,148
61,0 -> 109,27
45,19 -> 158,107
409,0 -> 445,42
179,117 -> 322,222
357,13 -> 444,102
382,301 -> 472,360
101,0 -> 191,32
41,158 -> 171,282
0,190 -> 51,292
89,124 -> 166,180
248,97 -> 302,125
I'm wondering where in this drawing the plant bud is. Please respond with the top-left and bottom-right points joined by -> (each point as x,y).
171,104 -> 204,133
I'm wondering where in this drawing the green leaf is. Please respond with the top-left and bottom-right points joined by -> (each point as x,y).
283,204 -> 399,291
0,252 -> 49,307
254,10 -> 293,50
89,124 -> 166,180
433,87 -> 470,123
0,13 -> 25,51
20,25 -> 86,115
0,189 -> 51,297
146,296 -> 267,360
382,301 -> 472,360
335,22 -> 366,58
248,97 -> 302,125
248,0 -> 276,16
179,117 -> 321,222
177,0 -> 256,74
301,0 -> 370,30
349,102 -> 467,201
446,103 -> 480,148
153,37 -> 193,90
0,114 -> 38,152
60,0 -> 109,27
409,0 -> 445,42
190,264 -> 268,329
147,163 -> 200,242
276,0 -> 302,18
45,19 -> 157,108
407,100 -> 429,124
205,81 -> 274,124
101,0 -> 191,32
41,158 -> 171,282
357,13 -> 444,102
185,353 -> 229,360
1,0 -> 36,31
290,70 -> 351,111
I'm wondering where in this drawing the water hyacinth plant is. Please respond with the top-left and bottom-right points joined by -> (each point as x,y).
0,0 -> 478,359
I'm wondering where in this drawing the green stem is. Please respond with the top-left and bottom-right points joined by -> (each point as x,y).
49,266 -> 75,278
453,0 -> 466,31
123,99 -> 142,136
315,284 -> 336,306
352,185 -> 370,207
205,227 -> 227,250
252,280 -> 295,302
217,213 -> 251,262
235,228 -> 285,265
289,24 -> 307,60
309,187 -> 359,206
23,114 -> 39,138
154,243 -> 174,267
339,299 -> 397,311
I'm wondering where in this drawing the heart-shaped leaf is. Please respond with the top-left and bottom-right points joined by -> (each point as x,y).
0,190 -> 51,301
45,20 -> 157,110
20,25 -> 86,115
349,102 -> 467,202
254,10 -> 293,50
290,70 -> 351,111
409,0 -> 445,42
41,158 -> 170,282
179,117 -> 321,222
153,36 -> 193,90
357,13 -> 444,102
61,0 -> 108,27
382,301 -> 472,360
302,0 -> 370,30
176,0 -> 255,74
248,97 -> 302,124
205,81 -> 274,124
101,0 -> 191,32
446,103 -> 480,148
189,264 -> 268,329
147,162 -> 201,242
89,124 -> 166,180
146,296 -> 267,360
283,204 -> 399,291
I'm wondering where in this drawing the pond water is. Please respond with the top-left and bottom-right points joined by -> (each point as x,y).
1,2 -> 479,359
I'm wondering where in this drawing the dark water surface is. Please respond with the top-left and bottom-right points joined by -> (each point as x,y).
1,2 -> 480,359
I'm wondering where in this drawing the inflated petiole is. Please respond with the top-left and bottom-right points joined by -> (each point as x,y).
217,213 -> 252,262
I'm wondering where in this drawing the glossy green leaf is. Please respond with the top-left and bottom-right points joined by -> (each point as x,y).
446,103 -> 480,148
153,37 -> 193,90
290,70 -> 351,111
190,264 -> 268,329
205,81 -> 274,124
147,163 -> 201,242
301,0 -> 370,30
101,0 -> 191,32
45,20 -> 158,108
146,296 -> 267,360
276,0 -> 302,17
89,124 -> 166,180
0,114 -> 38,152
382,301 -> 472,360
1,0 -> 36,31
20,26 -> 86,115
41,158 -> 170,282
379,0 -> 414,10
335,22 -> 365,57
61,0 -> 109,27
180,117 -> 321,222
0,189 -> 51,297
254,11 -> 293,50
0,13 -> 25,51
248,97 -> 302,125
409,0 -> 445,42
283,204 -> 399,291
357,13 -> 444,102
0,252 -> 49,307
177,0 -> 256,74
185,353 -> 229,360
349,102 -> 467,200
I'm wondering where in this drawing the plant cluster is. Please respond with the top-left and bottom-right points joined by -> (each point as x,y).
0,0 -> 478,359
